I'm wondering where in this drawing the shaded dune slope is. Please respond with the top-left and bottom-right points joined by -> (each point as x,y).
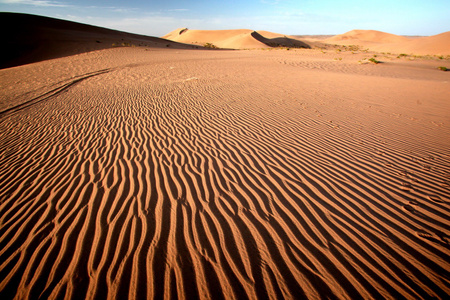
0,49 -> 449,299
0,13 -> 194,69
250,31 -> 311,49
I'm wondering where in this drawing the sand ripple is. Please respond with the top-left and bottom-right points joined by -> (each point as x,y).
1,49 -> 449,299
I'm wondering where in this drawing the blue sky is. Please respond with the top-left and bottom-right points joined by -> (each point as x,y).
1,0 -> 449,36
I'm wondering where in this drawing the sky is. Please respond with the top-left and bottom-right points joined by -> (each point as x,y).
1,0 -> 449,37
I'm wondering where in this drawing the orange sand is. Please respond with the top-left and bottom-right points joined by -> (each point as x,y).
1,13 -> 450,300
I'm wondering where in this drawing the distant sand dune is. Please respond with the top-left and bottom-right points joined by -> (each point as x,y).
1,46 -> 449,299
369,31 -> 450,56
325,29 -> 450,55
163,28 -> 311,49
326,29 -> 410,44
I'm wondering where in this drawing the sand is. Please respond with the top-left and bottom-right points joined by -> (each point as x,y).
1,14 -> 450,300
325,30 -> 450,56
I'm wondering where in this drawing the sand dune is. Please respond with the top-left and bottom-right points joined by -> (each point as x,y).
369,31 -> 450,56
326,30 -> 410,44
0,13 -> 195,69
1,43 -> 449,299
162,28 -> 259,48
162,28 -> 311,49
325,29 -> 450,56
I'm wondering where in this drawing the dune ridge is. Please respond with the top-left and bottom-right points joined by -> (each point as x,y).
1,47 -> 449,299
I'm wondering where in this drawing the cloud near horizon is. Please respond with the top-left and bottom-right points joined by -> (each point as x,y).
1,0 -> 69,7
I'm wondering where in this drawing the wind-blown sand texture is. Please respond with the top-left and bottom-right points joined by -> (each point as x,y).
325,30 -> 450,56
1,14 -> 450,299
1,45 -> 449,299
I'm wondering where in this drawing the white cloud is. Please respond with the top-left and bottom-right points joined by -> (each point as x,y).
167,9 -> 189,12
1,0 -> 69,7
82,6 -> 138,14
61,14 -> 204,37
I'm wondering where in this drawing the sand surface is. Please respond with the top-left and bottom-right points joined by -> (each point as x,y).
1,45 -> 449,299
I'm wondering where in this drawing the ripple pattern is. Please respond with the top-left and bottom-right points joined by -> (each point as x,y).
1,49 -> 449,299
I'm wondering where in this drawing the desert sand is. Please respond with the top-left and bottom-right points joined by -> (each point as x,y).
1,14 -> 450,300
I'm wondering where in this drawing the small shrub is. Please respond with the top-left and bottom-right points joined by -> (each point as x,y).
113,42 -> 134,47
204,42 -> 218,49
369,57 -> 380,64
438,66 -> 448,71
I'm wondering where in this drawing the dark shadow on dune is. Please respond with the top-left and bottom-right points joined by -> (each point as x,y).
0,13 -> 196,69
251,31 -> 311,49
